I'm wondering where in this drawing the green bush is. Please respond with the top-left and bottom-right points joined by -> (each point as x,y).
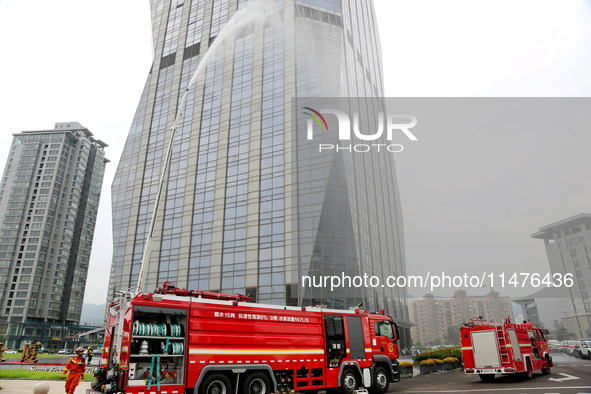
413,347 -> 462,363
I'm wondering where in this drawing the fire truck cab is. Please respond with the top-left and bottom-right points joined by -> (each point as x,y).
461,317 -> 552,382
88,283 -> 400,394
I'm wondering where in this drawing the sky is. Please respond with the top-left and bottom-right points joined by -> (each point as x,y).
0,0 -> 590,305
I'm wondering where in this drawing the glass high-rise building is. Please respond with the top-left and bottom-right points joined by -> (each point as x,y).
0,122 -> 108,349
532,213 -> 591,338
109,0 -> 409,341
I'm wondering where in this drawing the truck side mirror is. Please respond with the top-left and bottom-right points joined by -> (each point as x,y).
392,321 -> 400,344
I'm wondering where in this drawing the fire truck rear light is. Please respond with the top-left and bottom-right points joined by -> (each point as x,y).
380,309 -> 385,315
465,368 -> 474,373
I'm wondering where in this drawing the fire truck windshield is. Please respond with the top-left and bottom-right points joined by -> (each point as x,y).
377,321 -> 394,340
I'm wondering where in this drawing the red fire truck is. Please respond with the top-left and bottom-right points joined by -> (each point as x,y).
88,282 -> 401,394
461,317 -> 552,382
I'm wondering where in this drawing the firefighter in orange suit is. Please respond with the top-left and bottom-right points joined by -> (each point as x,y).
62,347 -> 85,394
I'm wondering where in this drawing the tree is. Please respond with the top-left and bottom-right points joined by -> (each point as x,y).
444,324 -> 463,346
553,320 -> 572,341
532,321 -> 545,329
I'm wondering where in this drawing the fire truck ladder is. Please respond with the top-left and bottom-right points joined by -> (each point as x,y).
496,326 -> 510,364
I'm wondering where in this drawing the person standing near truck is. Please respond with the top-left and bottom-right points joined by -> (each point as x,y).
87,347 -> 94,364
62,347 -> 85,394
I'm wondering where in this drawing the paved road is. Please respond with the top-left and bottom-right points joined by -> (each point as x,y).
0,379 -> 91,393
392,353 -> 591,393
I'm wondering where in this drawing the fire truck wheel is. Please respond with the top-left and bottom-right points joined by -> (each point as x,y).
340,368 -> 360,394
541,355 -> 551,375
242,372 -> 272,394
523,361 -> 533,380
478,374 -> 495,383
200,373 -> 232,394
372,366 -> 389,393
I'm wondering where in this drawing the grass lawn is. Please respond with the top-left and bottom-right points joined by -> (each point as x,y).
0,369 -> 95,381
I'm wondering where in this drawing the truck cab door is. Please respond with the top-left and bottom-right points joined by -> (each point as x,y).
373,320 -> 397,359
530,330 -> 541,359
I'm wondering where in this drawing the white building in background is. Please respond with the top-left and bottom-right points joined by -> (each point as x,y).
532,213 -> 591,338
513,287 -> 562,330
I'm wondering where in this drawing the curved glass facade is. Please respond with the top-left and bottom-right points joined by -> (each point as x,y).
109,0 -> 409,339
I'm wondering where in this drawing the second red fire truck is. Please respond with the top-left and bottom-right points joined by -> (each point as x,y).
88,282 -> 401,394
461,317 -> 552,382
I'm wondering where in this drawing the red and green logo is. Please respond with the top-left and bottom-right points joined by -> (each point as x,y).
303,107 -> 328,131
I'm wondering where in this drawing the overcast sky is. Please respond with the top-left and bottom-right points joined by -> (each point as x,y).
0,0 -> 589,304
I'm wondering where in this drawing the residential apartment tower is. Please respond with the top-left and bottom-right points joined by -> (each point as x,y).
410,290 -> 514,346
0,122 -> 108,349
